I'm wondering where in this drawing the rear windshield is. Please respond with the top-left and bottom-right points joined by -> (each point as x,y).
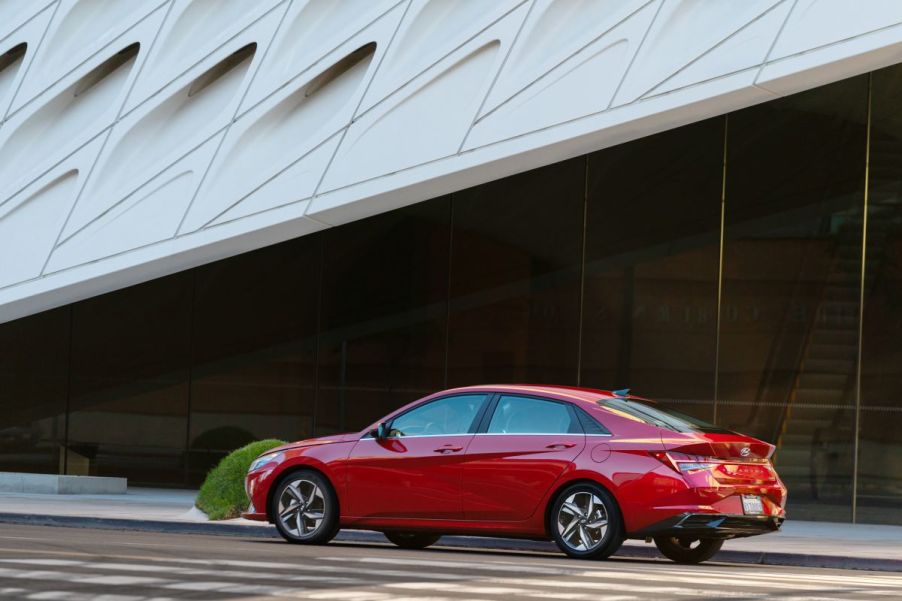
599,398 -> 732,434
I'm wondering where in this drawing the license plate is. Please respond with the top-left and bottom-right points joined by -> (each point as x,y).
741,495 -> 764,515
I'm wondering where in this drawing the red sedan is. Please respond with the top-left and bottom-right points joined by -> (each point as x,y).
243,385 -> 786,563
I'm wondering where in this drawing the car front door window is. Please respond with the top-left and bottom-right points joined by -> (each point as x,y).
390,394 -> 485,437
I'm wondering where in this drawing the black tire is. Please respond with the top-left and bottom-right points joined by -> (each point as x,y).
271,469 -> 339,545
549,482 -> 624,560
654,536 -> 724,564
383,531 -> 442,549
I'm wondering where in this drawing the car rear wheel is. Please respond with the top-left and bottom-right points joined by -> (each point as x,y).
549,483 -> 623,559
654,536 -> 723,564
383,532 -> 442,549
271,470 -> 339,545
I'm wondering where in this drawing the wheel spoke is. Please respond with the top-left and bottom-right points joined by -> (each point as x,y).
303,511 -> 324,520
280,503 -> 299,519
580,525 -> 592,548
560,517 -> 579,539
287,483 -> 304,504
561,502 -> 583,518
585,493 -> 595,517
586,518 -> 607,529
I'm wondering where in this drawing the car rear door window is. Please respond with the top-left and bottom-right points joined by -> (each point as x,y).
390,394 -> 487,437
486,395 -> 578,434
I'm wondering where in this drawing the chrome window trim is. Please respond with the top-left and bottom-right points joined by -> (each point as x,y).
359,432 -> 612,439
472,432 -> 594,437
358,433 -> 474,440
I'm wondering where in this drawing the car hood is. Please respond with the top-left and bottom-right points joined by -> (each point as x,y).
267,433 -> 360,454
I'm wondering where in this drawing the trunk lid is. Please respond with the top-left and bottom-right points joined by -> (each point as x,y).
661,431 -> 775,460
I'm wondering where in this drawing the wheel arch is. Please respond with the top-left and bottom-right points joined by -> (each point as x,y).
265,463 -> 339,523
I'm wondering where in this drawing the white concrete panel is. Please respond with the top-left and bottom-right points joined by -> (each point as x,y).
0,0 -> 55,45
479,0 -> 651,118
124,0 -> 285,113
465,0 -> 658,150
182,7 -> 403,232
769,0 -> 902,61
63,9 -> 284,239
0,23 -> 154,204
317,3 -> 528,195
10,0 -> 165,111
0,135 -> 103,288
357,0 -> 525,114
648,0 -> 793,97
0,43 -> 25,117
757,19 -> 902,96
0,6 -> 54,121
211,134 -> 341,227
612,0 -> 782,106
239,0 -> 400,113
46,133 -> 224,273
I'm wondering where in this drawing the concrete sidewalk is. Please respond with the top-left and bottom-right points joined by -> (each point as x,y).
0,488 -> 900,572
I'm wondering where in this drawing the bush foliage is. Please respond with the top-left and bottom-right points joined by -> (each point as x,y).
196,439 -> 285,520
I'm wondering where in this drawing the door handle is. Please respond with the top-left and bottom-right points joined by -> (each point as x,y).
546,442 -> 577,449
434,445 -> 463,453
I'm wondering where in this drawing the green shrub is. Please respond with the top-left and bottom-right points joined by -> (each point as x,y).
196,439 -> 285,520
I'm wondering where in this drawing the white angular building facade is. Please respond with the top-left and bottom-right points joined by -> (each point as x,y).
2,0 -> 902,321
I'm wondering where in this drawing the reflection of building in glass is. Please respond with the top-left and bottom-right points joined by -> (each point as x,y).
3,25 -> 902,526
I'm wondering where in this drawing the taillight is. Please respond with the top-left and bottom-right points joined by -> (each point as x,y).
677,461 -> 718,474
652,451 -> 775,483
650,451 -> 679,472
651,451 -> 718,473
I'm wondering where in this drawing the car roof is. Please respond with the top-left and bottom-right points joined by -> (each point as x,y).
436,384 -> 648,407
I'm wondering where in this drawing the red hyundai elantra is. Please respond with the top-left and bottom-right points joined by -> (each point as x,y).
243,385 -> 786,563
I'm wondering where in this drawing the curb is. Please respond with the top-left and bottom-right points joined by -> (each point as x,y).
1,512 -> 899,573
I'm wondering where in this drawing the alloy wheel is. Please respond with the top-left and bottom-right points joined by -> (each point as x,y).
556,491 -> 608,552
277,478 -> 325,538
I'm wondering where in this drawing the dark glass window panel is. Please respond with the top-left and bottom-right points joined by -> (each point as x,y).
721,75 -> 868,522
188,238 -> 319,483
68,273 -> 192,485
581,118 -> 723,419
447,158 -> 584,387
315,198 -> 451,434
390,394 -> 486,436
858,65 -> 902,524
487,395 -> 576,434
0,308 -> 69,474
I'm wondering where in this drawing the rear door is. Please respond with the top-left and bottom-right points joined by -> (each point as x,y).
462,394 -> 585,521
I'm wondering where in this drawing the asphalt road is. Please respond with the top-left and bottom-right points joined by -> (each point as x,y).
0,524 -> 900,601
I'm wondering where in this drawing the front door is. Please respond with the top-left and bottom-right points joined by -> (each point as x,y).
345,393 -> 489,519
462,394 -> 585,521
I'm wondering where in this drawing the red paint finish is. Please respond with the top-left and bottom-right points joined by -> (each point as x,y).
345,434 -> 474,519
462,434 -> 584,521
243,385 -> 787,542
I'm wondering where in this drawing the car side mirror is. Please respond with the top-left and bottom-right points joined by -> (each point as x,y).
370,422 -> 389,439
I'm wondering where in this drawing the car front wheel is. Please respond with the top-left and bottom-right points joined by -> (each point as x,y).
271,470 -> 339,545
549,483 -> 624,559
654,536 -> 724,564
383,532 -> 442,549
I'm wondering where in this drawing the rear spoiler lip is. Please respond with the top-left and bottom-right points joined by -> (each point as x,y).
660,432 -> 776,460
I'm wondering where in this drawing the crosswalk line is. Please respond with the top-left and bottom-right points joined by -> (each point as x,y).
318,554 -> 902,588
320,556 -> 566,575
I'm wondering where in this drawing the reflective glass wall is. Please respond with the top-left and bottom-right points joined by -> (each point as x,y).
1,66 -> 901,523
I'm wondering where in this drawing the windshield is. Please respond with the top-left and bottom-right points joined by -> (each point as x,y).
599,398 -> 733,434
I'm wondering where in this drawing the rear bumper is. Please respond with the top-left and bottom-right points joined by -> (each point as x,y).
633,513 -> 783,540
